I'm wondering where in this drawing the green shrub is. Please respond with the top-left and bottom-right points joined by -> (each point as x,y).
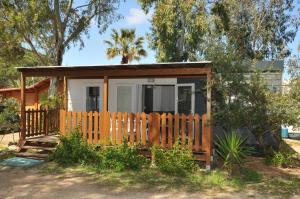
151,142 -> 196,176
96,142 -> 149,171
215,131 -> 253,174
51,129 -> 97,165
240,167 -> 262,183
0,98 -> 20,134
267,151 -> 295,168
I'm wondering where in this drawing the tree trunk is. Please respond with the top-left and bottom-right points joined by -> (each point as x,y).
48,46 -> 64,97
121,56 -> 129,64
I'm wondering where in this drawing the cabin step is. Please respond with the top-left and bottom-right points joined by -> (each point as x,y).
24,141 -> 58,148
16,152 -> 49,160
21,145 -> 56,152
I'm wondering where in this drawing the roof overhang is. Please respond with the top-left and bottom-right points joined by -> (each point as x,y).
16,62 -> 212,78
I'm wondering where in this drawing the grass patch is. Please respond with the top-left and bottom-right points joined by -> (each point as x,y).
240,167 -> 262,183
38,162 -> 240,192
250,175 -> 300,197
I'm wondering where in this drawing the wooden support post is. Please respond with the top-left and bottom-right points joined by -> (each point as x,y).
206,71 -> 212,170
64,76 -> 68,111
103,76 -> 108,112
20,73 -> 26,141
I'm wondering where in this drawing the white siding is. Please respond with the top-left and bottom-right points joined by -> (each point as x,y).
68,78 -> 179,112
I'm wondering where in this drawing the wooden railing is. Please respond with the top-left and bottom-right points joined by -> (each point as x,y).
25,108 -> 60,138
59,110 -> 211,153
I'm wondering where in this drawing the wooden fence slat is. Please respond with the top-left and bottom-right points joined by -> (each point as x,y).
67,111 -> 72,136
88,111 -> 93,144
105,112 -> 110,145
31,109 -> 35,136
93,112 -> 99,144
77,112 -> 82,134
99,112 -> 104,144
60,110 -> 66,136
123,112 -> 128,142
141,112 -> 147,145
202,114 -> 208,153
181,114 -> 186,147
83,112 -> 87,139
167,113 -> 173,148
161,113 -> 166,147
26,110 -> 30,137
39,110 -> 43,135
188,114 -> 193,149
153,113 -> 160,145
174,113 -> 180,141
72,112 -> 77,130
129,113 -> 134,145
194,114 -> 200,152
111,112 -> 117,145
135,113 -> 141,143
35,109 -> 39,136
117,112 -> 123,144
148,113 -> 153,145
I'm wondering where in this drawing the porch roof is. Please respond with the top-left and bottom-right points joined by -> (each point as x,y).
16,61 -> 212,78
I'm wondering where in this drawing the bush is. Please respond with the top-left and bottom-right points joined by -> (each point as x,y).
52,130 -> 148,171
51,129 -> 97,165
215,131 -> 253,174
266,151 -> 295,168
240,167 -> 262,183
96,143 -> 149,171
151,142 -> 196,176
0,98 -> 20,134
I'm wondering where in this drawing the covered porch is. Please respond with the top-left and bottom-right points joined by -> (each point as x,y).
17,62 -> 213,167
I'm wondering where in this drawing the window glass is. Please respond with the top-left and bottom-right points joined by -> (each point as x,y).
117,86 -> 132,112
86,87 -> 100,112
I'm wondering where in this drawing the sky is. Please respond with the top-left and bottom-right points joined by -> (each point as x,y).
63,0 -> 300,67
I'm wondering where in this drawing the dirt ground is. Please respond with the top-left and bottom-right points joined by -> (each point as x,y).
0,133 -> 20,148
0,136 -> 299,199
0,166 -> 272,199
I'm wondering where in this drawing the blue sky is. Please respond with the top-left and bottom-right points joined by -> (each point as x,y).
63,0 -> 300,66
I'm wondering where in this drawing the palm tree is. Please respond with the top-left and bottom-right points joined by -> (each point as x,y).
104,29 -> 147,64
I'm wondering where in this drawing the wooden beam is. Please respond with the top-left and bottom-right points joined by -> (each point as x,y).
20,73 -> 26,141
206,70 -> 212,169
63,77 -> 68,111
34,89 -> 38,109
20,67 -> 211,77
103,76 -> 108,112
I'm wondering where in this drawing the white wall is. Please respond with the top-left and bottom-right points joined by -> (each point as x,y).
68,78 -> 179,113
68,79 -> 103,111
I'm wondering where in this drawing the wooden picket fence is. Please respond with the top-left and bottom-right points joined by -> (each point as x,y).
24,108 -> 60,138
59,110 -> 211,154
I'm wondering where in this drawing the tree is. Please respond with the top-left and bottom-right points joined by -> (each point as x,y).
0,0 -> 122,95
139,0 -> 298,61
104,29 -> 147,64
138,0 -> 208,62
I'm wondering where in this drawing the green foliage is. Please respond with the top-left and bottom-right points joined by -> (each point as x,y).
0,98 -> 20,134
139,0 -> 208,62
51,129 -> 97,165
265,151 -> 295,168
52,129 -> 148,171
215,131 -> 253,172
0,0 -> 122,66
104,28 -> 147,64
151,142 -> 196,176
95,143 -> 149,171
240,167 -> 262,183
39,92 -> 63,109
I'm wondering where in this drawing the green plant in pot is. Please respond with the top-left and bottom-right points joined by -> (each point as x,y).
215,131 -> 253,175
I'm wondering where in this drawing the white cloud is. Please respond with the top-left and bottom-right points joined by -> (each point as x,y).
126,8 -> 152,25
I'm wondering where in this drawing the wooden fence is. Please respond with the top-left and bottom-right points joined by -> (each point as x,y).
25,108 -> 60,138
59,110 -> 211,154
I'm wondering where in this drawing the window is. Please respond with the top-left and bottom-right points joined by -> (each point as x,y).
142,85 -> 175,114
117,86 -> 132,112
86,87 -> 100,112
